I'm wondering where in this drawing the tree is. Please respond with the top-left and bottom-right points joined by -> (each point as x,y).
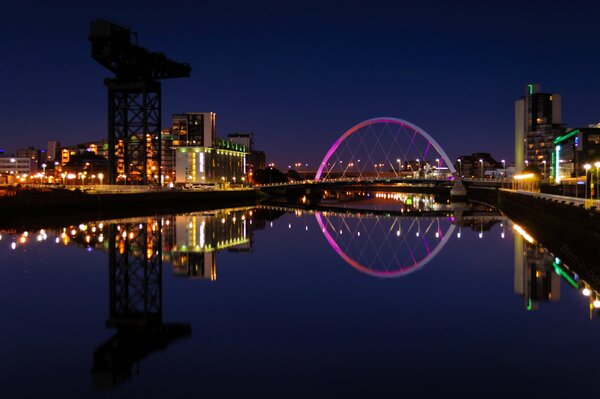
252,167 -> 288,184
287,169 -> 301,181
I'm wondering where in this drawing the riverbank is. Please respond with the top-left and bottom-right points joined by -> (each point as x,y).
467,186 -> 600,286
0,186 -> 267,230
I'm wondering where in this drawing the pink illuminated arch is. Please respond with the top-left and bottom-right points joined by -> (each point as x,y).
315,117 -> 456,181
315,212 -> 456,278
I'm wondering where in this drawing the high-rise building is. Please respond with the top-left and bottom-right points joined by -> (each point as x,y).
46,141 -> 61,162
172,112 -> 216,147
515,84 -> 565,177
514,232 -> 560,311
16,146 -> 42,166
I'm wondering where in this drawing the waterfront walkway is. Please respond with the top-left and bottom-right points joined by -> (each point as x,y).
500,188 -> 600,210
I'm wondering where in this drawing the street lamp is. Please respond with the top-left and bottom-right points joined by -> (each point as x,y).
457,159 -> 462,177
435,158 -> 440,168
542,160 -> 547,181
479,159 -> 484,179
584,163 -> 592,199
396,158 -> 401,176
98,173 -> 104,185
595,161 -> 600,200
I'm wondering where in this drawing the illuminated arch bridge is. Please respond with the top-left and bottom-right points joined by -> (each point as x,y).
315,117 -> 456,182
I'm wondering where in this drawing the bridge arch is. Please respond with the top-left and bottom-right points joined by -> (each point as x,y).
315,211 -> 456,278
315,117 -> 456,181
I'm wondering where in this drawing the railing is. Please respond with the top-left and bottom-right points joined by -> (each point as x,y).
500,188 -> 600,209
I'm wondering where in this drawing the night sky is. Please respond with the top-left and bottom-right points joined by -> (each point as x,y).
2,0 -> 600,168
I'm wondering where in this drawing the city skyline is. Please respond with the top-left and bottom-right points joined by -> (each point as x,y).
3,1 -> 600,168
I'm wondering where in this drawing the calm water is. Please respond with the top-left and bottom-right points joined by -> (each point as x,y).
1,192 -> 599,398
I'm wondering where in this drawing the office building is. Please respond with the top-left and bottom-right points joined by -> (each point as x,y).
227,132 -> 266,177
46,141 -> 61,162
170,113 -> 247,185
16,146 -> 43,166
0,156 -> 37,176
174,138 -> 246,185
515,84 -> 565,177
455,153 -> 502,178
172,112 -> 216,147
553,127 -> 600,196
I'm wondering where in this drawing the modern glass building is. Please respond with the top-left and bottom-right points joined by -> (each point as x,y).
553,127 -> 600,184
515,84 -> 565,177
174,138 -> 246,185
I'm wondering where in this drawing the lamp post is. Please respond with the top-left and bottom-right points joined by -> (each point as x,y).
479,159 -> 484,179
584,163 -> 592,199
595,161 -> 600,200
98,173 -> 104,185
542,160 -> 547,181
396,158 -> 401,176
457,159 -> 462,177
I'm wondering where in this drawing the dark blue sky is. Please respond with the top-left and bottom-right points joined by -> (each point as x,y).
2,0 -> 600,167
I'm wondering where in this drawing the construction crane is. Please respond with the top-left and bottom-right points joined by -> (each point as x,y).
89,19 -> 191,185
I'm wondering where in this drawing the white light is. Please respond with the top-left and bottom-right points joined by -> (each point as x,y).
594,299 -> 600,308
501,232 -> 505,239
479,232 -> 483,239
10,242 -> 16,250
55,237 -> 60,244
457,232 -> 461,238
583,288 -> 591,297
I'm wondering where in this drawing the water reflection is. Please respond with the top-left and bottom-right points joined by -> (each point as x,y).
512,223 -> 598,314
93,218 -> 190,388
3,193 -> 600,391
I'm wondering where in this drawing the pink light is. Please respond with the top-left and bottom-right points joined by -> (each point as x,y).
315,117 -> 456,181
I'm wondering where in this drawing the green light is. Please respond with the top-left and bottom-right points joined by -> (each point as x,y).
528,84 -> 533,95
527,298 -> 532,311
555,145 -> 560,183
405,197 -> 413,205
554,129 -> 579,145
553,262 -> 579,289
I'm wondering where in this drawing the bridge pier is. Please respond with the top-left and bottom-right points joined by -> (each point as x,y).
450,179 -> 468,201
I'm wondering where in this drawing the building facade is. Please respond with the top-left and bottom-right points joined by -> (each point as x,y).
172,112 -> 216,147
455,153 -> 503,178
0,156 -> 37,177
553,127 -> 600,184
46,141 -> 61,162
515,84 -> 565,177
174,139 -> 246,185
